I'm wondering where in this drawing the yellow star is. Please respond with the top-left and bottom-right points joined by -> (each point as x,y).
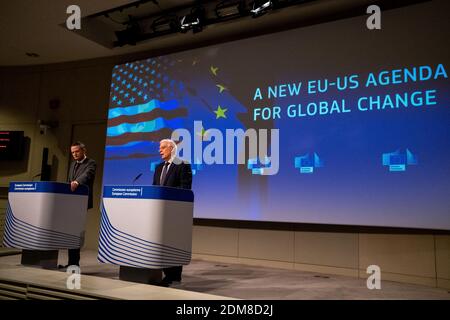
216,84 -> 227,93
210,66 -> 219,76
214,105 -> 227,119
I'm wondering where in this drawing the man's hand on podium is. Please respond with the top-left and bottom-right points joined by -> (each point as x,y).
70,181 -> 79,192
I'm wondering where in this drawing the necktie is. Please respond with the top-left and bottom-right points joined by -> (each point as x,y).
73,162 -> 80,179
160,162 -> 169,185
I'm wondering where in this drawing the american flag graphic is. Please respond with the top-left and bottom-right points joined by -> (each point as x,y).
106,57 -> 187,160
103,53 -> 248,186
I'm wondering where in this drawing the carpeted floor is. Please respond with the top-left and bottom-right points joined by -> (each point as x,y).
1,249 -> 448,300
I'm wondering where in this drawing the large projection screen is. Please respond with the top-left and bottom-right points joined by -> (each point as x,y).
102,1 -> 450,230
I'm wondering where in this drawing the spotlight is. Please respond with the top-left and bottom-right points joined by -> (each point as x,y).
152,15 -> 180,33
250,0 -> 273,17
215,1 -> 246,19
180,7 -> 204,34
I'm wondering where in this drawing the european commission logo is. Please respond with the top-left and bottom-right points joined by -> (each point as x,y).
191,158 -> 204,175
247,156 -> 271,175
382,149 -> 418,172
294,153 -> 324,174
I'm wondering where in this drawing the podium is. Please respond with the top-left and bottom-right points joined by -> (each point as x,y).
99,185 -> 194,284
4,182 -> 88,269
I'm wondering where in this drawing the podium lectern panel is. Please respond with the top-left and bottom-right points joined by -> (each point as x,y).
4,182 -> 89,269
99,185 -> 194,270
4,182 -> 89,250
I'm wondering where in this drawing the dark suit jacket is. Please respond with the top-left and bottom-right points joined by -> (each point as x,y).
153,158 -> 192,276
68,157 -> 97,209
152,159 -> 192,190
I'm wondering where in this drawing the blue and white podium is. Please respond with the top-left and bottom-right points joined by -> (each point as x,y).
99,185 -> 194,283
4,182 -> 89,268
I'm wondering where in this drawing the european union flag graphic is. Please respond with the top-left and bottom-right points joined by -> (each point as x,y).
382,149 -> 418,172
294,153 -> 324,174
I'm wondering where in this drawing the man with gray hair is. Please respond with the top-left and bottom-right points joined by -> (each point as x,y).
153,138 -> 192,286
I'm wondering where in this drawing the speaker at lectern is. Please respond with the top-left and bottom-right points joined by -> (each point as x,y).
98,185 -> 194,284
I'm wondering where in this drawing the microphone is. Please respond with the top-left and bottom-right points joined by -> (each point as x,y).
132,173 -> 143,185
32,173 -> 41,181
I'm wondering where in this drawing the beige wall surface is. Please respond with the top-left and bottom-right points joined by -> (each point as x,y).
0,63 -> 112,187
0,62 -> 112,250
192,227 -> 449,289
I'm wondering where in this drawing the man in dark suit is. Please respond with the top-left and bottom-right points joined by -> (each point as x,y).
59,141 -> 96,268
153,139 -> 192,286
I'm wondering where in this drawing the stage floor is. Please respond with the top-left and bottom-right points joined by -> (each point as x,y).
1,249 -> 449,300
